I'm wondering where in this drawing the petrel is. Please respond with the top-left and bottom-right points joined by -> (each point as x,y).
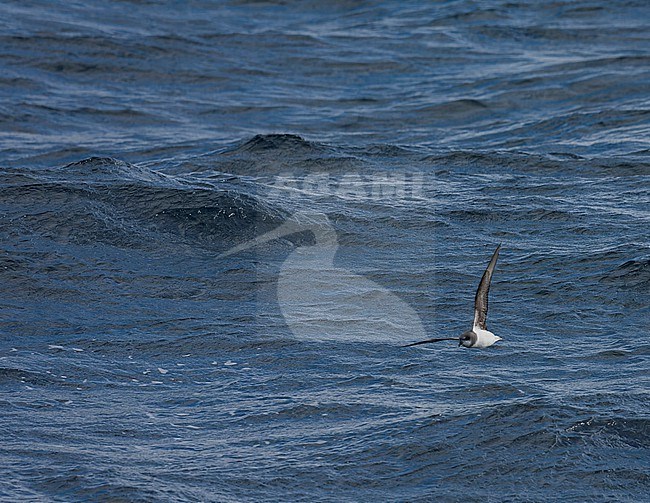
405,244 -> 502,349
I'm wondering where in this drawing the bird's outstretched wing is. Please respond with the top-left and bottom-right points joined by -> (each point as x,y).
473,244 -> 501,331
402,337 -> 457,347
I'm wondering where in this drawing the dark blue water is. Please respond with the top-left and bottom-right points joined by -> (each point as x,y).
1,1 -> 649,501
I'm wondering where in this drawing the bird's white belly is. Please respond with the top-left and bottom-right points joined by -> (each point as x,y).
473,327 -> 502,348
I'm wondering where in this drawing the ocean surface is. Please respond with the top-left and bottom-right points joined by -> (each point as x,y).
1,1 -> 649,501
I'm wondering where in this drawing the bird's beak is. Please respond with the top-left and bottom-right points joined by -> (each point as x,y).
458,339 -> 463,347
218,218 -> 303,258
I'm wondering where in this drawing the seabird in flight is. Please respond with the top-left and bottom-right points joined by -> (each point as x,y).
405,244 -> 502,349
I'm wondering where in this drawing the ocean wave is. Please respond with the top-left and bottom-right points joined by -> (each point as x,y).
0,157 -> 287,250
600,258 -> 650,289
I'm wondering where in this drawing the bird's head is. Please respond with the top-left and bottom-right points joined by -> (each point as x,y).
459,330 -> 477,348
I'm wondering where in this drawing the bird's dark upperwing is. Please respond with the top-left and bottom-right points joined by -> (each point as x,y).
403,337 -> 458,347
473,244 -> 501,331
